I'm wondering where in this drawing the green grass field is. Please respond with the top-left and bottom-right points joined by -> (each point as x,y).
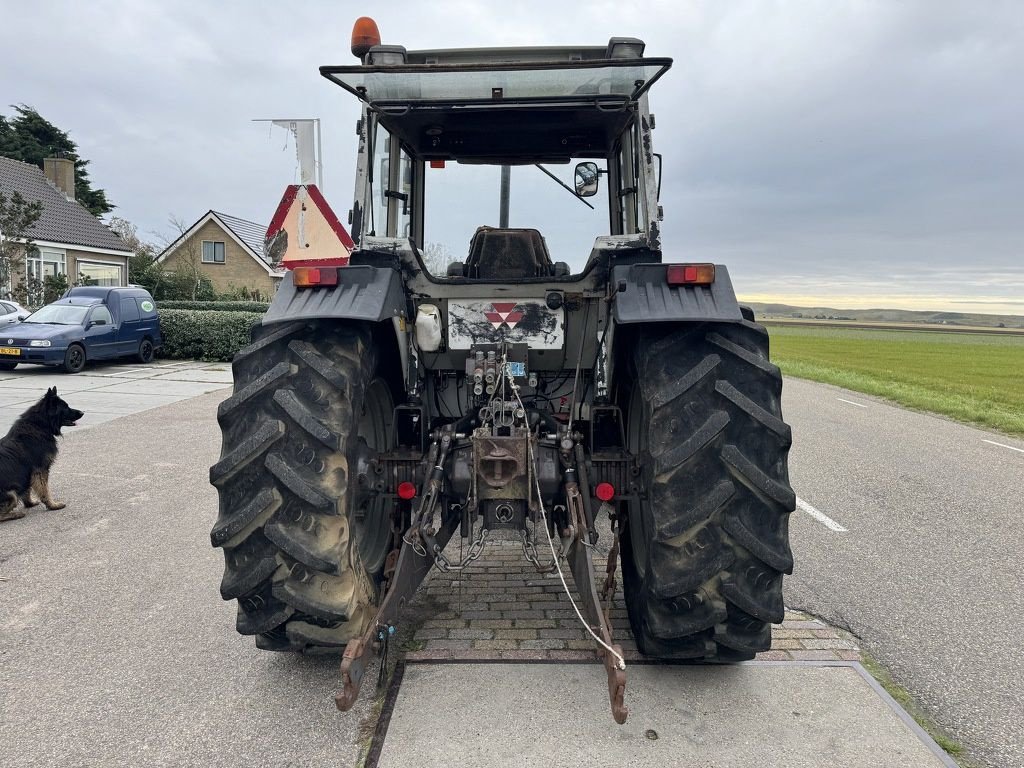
766,325 -> 1024,436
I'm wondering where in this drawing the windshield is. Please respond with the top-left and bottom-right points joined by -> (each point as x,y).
25,304 -> 90,325
323,61 -> 671,105
420,162 -> 609,275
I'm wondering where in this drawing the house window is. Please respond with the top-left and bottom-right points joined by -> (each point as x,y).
77,261 -> 123,287
202,241 -> 226,263
27,249 -> 67,282
25,248 -> 67,305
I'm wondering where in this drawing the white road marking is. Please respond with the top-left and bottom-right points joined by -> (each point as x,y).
982,439 -> 1024,455
836,397 -> 867,408
796,497 -> 848,532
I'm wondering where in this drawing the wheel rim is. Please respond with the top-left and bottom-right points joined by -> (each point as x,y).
352,379 -> 394,577
69,347 -> 84,370
141,341 -> 153,361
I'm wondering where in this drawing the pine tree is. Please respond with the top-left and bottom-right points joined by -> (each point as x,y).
0,104 -> 113,216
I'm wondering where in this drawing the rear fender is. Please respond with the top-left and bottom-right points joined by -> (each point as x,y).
610,263 -> 743,325
263,267 -> 408,326
263,266 -> 414,393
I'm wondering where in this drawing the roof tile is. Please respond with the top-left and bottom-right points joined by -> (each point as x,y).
0,156 -> 130,253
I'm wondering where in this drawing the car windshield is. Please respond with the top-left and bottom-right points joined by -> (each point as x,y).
24,304 -> 90,325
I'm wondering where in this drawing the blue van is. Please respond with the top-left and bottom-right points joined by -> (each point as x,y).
0,287 -> 163,373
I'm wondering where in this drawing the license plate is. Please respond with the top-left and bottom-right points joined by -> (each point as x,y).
0,347 -> 21,356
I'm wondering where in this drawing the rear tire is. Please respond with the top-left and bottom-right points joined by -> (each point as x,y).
621,320 -> 794,660
209,321 -> 395,653
137,338 -> 154,363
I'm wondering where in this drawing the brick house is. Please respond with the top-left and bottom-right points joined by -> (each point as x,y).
0,155 -> 132,298
155,210 -> 282,298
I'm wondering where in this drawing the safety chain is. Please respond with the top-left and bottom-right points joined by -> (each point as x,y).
519,528 -> 557,573
432,525 -> 490,572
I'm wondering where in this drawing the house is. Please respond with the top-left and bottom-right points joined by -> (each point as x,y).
155,210 -> 283,298
0,155 -> 132,295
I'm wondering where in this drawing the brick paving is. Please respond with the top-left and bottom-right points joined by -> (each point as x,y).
404,533 -> 859,663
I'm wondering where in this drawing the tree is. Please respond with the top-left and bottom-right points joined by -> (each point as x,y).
422,241 -> 454,275
0,105 -> 113,216
164,215 -> 211,302
109,216 -> 164,293
0,190 -> 43,300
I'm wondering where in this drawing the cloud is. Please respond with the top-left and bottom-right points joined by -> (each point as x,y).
1,0 -> 1020,311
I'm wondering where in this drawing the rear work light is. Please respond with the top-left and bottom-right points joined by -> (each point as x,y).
293,266 -> 340,289
666,263 -> 715,286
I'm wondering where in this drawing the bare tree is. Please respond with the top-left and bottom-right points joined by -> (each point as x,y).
421,241 -> 454,275
0,191 -> 43,300
165,215 -> 206,301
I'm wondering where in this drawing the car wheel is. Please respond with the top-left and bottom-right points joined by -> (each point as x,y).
63,344 -> 86,374
137,338 -> 155,364
0,362 -> 16,371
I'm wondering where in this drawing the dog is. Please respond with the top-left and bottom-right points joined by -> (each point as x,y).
0,387 -> 84,522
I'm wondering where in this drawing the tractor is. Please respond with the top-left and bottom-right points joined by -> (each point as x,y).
210,18 -> 795,723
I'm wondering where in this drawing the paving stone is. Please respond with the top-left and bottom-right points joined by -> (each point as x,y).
802,638 -> 859,651
449,628 -> 494,640
414,628 -> 449,640
756,650 -> 794,661
789,650 -> 841,661
472,639 -> 520,651
493,629 -> 538,640
771,638 -> 805,650
519,639 -> 568,650
425,639 -> 473,651
785,620 -> 826,630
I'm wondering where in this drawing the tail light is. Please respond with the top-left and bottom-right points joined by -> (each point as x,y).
293,266 -> 339,289
595,482 -> 616,502
666,263 -> 715,286
397,481 -> 417,500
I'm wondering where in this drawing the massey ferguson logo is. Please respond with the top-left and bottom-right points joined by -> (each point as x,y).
484,302 -> 524,330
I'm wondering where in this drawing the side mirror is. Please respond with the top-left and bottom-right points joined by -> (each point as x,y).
574,161 -> 599,197
89,319 -> 107,328
18,315 -> 27,321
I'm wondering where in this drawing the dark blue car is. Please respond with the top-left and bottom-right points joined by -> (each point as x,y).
0,287 -> 162,373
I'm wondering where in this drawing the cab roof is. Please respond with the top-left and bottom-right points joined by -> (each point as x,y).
320,40 -> 671,163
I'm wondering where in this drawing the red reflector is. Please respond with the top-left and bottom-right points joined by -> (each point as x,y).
666,263 -> 715,285
595,482 -> 615,502
293,266 -> 339,288
397,481 -> 417,500
430,160 -> 446,169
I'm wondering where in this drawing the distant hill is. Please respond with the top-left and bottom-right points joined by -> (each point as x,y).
745,302 -> 1024,329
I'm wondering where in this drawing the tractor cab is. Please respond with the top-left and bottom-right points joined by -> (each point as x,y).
321,35 -> 671,276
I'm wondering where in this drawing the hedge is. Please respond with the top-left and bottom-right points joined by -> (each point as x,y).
157,300 -> 271,313
157,309 -> 263,362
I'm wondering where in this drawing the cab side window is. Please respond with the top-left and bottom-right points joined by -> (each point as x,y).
91,306 -> 113,325
121,298 -> 140,322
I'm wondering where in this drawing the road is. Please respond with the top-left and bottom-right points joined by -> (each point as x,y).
1,375 -> 1019,767
0,391 -> 373,767
783,378 -> 1024,768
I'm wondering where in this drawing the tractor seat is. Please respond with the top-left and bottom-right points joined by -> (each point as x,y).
462,226 -> 555,279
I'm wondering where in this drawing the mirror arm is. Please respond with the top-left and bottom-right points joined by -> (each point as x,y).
534,164 -> 596,210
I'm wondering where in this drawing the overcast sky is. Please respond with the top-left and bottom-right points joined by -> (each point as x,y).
2,0 -> 1021,312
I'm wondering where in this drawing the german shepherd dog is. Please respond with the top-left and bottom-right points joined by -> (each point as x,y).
0,387 -> 84,522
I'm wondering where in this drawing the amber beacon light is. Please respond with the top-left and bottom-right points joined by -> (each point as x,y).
351,17 -> 381,58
